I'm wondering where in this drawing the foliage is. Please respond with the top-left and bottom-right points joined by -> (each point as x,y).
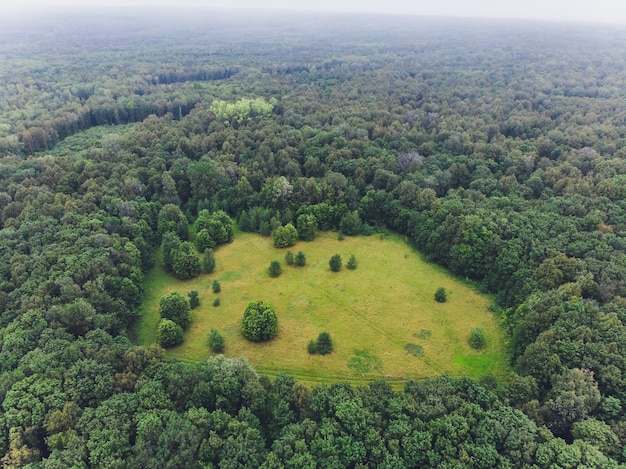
273,223 -> 298,248
159,292 -> 191,329
285,250 -> 294,266
468,328 -> 486,350
158,319 -> 184,348
203,249 -> 216,274
171,242 -> 201,280
329,254 -> 342,272
210,97 -> 274,124
194,229 -> 215,253
213,298 -> 221,307
212,280 -> 221,293
295,251 -> 306,267
297,214 -> 317,241
434,287 -> 447,303
346,254 -> 358,270
269,260 -> 282,277
187,291 -> 200,309
208,328 -> 225,353
307,332 -> 334,355
241,301 -> 278,342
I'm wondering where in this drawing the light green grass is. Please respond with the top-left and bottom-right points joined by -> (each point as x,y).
135,231 -> 508,385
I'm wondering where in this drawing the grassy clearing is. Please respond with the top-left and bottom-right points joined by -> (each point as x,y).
135,231 -> 507,385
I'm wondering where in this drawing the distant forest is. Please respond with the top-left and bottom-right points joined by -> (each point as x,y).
1,7 -> 626,467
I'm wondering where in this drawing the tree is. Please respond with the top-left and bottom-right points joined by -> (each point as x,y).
435,287 -> 447,302
158,319 -> 184,347
468,328 -> 486,350
339,211 -> 362,236
203,249 -> 216,273
297,214 -> 317,241
295,251 -> 306,267
208,328 -> 225,353
159,291 -> 191,329
285,250 -> 294,266
346,254 -> 358,270
195,229 -> 215,253
161,231 -> 181,273
188,291 -> 200,309
269,260 -> 282,278
212,280 -> 221,293
158,203 -> 188,239
329,254 -> 342,272
242,301 -> 278,342
172,242 -> 201,280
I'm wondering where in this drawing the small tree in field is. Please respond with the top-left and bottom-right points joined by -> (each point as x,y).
346,254 -> 358,270
273,223 -> 298,248
241,301 -> 278,342
285,250 -> 294,266
208,328 -> 225,353
295,251 -> 306,266
203,249 -> 216,274
307,332 -> 333,355
329,254 -> 342,272
159,291 -> 191,329
158,319 -> 183,348
469,328 -> 486,350
212,280 -> 221,293
188,291 -> 200,309
269,260 -> 282,277
435,287 -> 447,303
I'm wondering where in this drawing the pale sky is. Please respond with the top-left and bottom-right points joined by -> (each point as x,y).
4,0 -> 626,25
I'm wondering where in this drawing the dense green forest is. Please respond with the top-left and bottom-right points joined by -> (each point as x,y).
2,7 -> 626,467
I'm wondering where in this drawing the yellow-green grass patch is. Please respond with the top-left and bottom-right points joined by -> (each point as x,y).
135,231 -> 507,385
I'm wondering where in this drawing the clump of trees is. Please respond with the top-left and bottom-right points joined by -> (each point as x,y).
241,301 -> 278,342
307,332 -> 334,355
273,223 -> 298,248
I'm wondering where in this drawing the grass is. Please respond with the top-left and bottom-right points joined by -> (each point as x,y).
135,231 -> 508,385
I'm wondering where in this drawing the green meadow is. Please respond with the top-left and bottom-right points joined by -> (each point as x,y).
136,231 -> 507,385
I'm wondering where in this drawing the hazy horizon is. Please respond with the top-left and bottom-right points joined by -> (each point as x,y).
4,0 -> 626,26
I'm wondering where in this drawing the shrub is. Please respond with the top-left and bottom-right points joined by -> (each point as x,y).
435,287 -> 447,302
241,301 -> 278,342
212,280 -> 221,293
213,298 -> 221,307
269,260 -> 282,277
194,228 -> 215,253
346,254 -> 358,270
295,251 -> 306,266
158,319 -> 183,348
285,250 -> 294,266
208,328 -> 225,353
203,249 -> 216,274
329,254 -> 342,272
159,291 -> 191,329
307,332 -> 334,355
469,327 -> 487,350
188,291 -> 200,309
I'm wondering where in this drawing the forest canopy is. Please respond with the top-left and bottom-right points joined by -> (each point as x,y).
1,7 -> 626,467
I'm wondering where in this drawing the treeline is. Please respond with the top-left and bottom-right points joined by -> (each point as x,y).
1,8 -> 626,466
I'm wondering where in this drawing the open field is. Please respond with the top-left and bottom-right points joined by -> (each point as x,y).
136,231 -> 507,385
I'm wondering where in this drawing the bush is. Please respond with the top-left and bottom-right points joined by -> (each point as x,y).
285,250 -> 294,266
295,251 -> 306,266
241,301 -> 278,342
188,291 -> 200,309
158,319 -> 183,348
195,228 -> 215,253
329,254 -> 342,272
346,254 -> 358,270
159,291 -> 191,329
213,298 -> 221,307
208,328 -> 225,353
435,287 -> 447,302
269,260 -> 282,277
307,332 -> 333,355
212,280 -> 221,293
469,327 -> 487,350
203,249 -> 216,273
